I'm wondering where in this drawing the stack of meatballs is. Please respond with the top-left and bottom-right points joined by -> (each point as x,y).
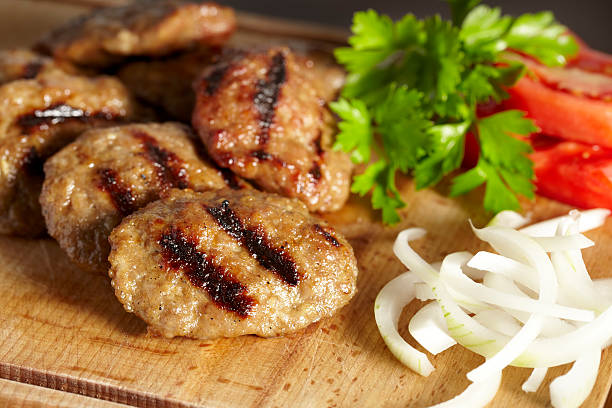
0,0 -> 358,340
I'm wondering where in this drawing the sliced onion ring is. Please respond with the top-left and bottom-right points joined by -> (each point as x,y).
374,272 -> 434,376
427,369 -> 502,408
375,209 -> 612,408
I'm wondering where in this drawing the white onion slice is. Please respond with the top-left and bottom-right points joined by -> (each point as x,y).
594,278 -> 612,299
427,369 -> 502,408
467,224 -> 553,382
409,301 -> 456,355
550,222 -> 610,313
415,282 -> 435,301
473,309 -> 521,337
488,210 -> 530,229
483,272 -> 575,337
468,251 -> 539,291
377,208 -> 612,407
522,367 -> 548,392
521,305 -> 612,367
531,234 -> 594,252
519,209 -> 610,237
374,272 -> 434,376
393,229 -> 439,286
440,257 -> 593,322
550,349 -> 601,408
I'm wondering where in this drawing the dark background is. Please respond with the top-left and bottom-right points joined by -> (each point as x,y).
224,0 -> 612,52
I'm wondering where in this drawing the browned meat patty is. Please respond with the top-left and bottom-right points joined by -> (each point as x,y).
0,71 -> 133,236
118,49 -> 217,122
109,188 -> 358,339
0,49 -> 62,84
41,122 -> 247,274
36,0 -> 235,67
192,47 -> 353,212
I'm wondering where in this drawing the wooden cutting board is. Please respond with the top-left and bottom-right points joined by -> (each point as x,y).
1,1 -> 612,407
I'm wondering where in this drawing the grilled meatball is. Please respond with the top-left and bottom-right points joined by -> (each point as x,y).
36,0 -> 235,68
0,71 -> 132,236
0,49 -> 63,84
109,188 -> 358,339
118,49 -> 217,122
192,47 -> 353,212
41,122 -> 246,274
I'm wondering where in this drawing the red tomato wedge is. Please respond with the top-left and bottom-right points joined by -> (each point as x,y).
503,53 -> 612,147
568,35 -> 612,76
530,137 -> 612,209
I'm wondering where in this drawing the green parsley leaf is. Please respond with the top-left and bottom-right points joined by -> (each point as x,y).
450,111 -> 537,212
477,110 -> 538,177
415,121 -> 470,189
375,85 -> 431,171
447,0 -> 482,27
329,98 -> 373,164
348,10 -> 394,51
351,160 -> 386,196
504,11 -> 578,66
351,161 -> 405,225
460,5 -> 511,56
333,4 -> 576,224
450,165 -> 487,196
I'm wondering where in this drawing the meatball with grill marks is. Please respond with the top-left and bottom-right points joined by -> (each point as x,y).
0,71 -> 132,236
192,47 -> 353,213
41,123 -> 247,274
36,0 -> 236,68
118,49 -> 218,122
109,188 -> 358,339
0,49 -> 70,85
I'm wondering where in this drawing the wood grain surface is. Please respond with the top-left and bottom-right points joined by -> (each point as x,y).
0,378 -> 129,408
0,1 -> 612,407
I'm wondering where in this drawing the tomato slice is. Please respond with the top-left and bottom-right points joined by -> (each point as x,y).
503,71 -> 612,148
530,136 -> 612,209
568,36 -> 612,76
501,48 -> 612,147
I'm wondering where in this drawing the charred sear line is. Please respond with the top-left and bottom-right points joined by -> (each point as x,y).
22,61 -> 44,79
250,150 -> 287,169
16,103 -> 119,133
250,149 -> 272,161
308,163 -> 322,183
313,132 -> 324,156
206,200 -> 300,286
314,224 -> 340,247
97,168 -> 136,215
131,130 -> 190,191
203,63 -> 230,96
253,52 -> 286,145
219,167 -> 244,190
159,227 -> 255,317
21,147 -> 44,177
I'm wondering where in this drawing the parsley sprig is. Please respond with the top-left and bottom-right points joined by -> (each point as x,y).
331,0 -> 577,224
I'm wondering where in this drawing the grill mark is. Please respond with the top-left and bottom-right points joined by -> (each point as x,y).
203,62 -> 230,96
206,200 -> 300,286
21,147 -> 44,178
250,150 -> 288,169
313,132 -> 324,156
159,227 -> 254,317
22,61 -> 44,79
314,224 -> 340,247
218,167 -> 243,190
131,130 -> 190,191
308,162 -> 322,183
253,52 -> 286,146
97,168 -> 136,215
16,103 -> 119,134
251,149 -> 273,161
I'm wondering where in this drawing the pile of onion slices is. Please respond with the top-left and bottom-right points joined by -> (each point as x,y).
375,209 -> 612,408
